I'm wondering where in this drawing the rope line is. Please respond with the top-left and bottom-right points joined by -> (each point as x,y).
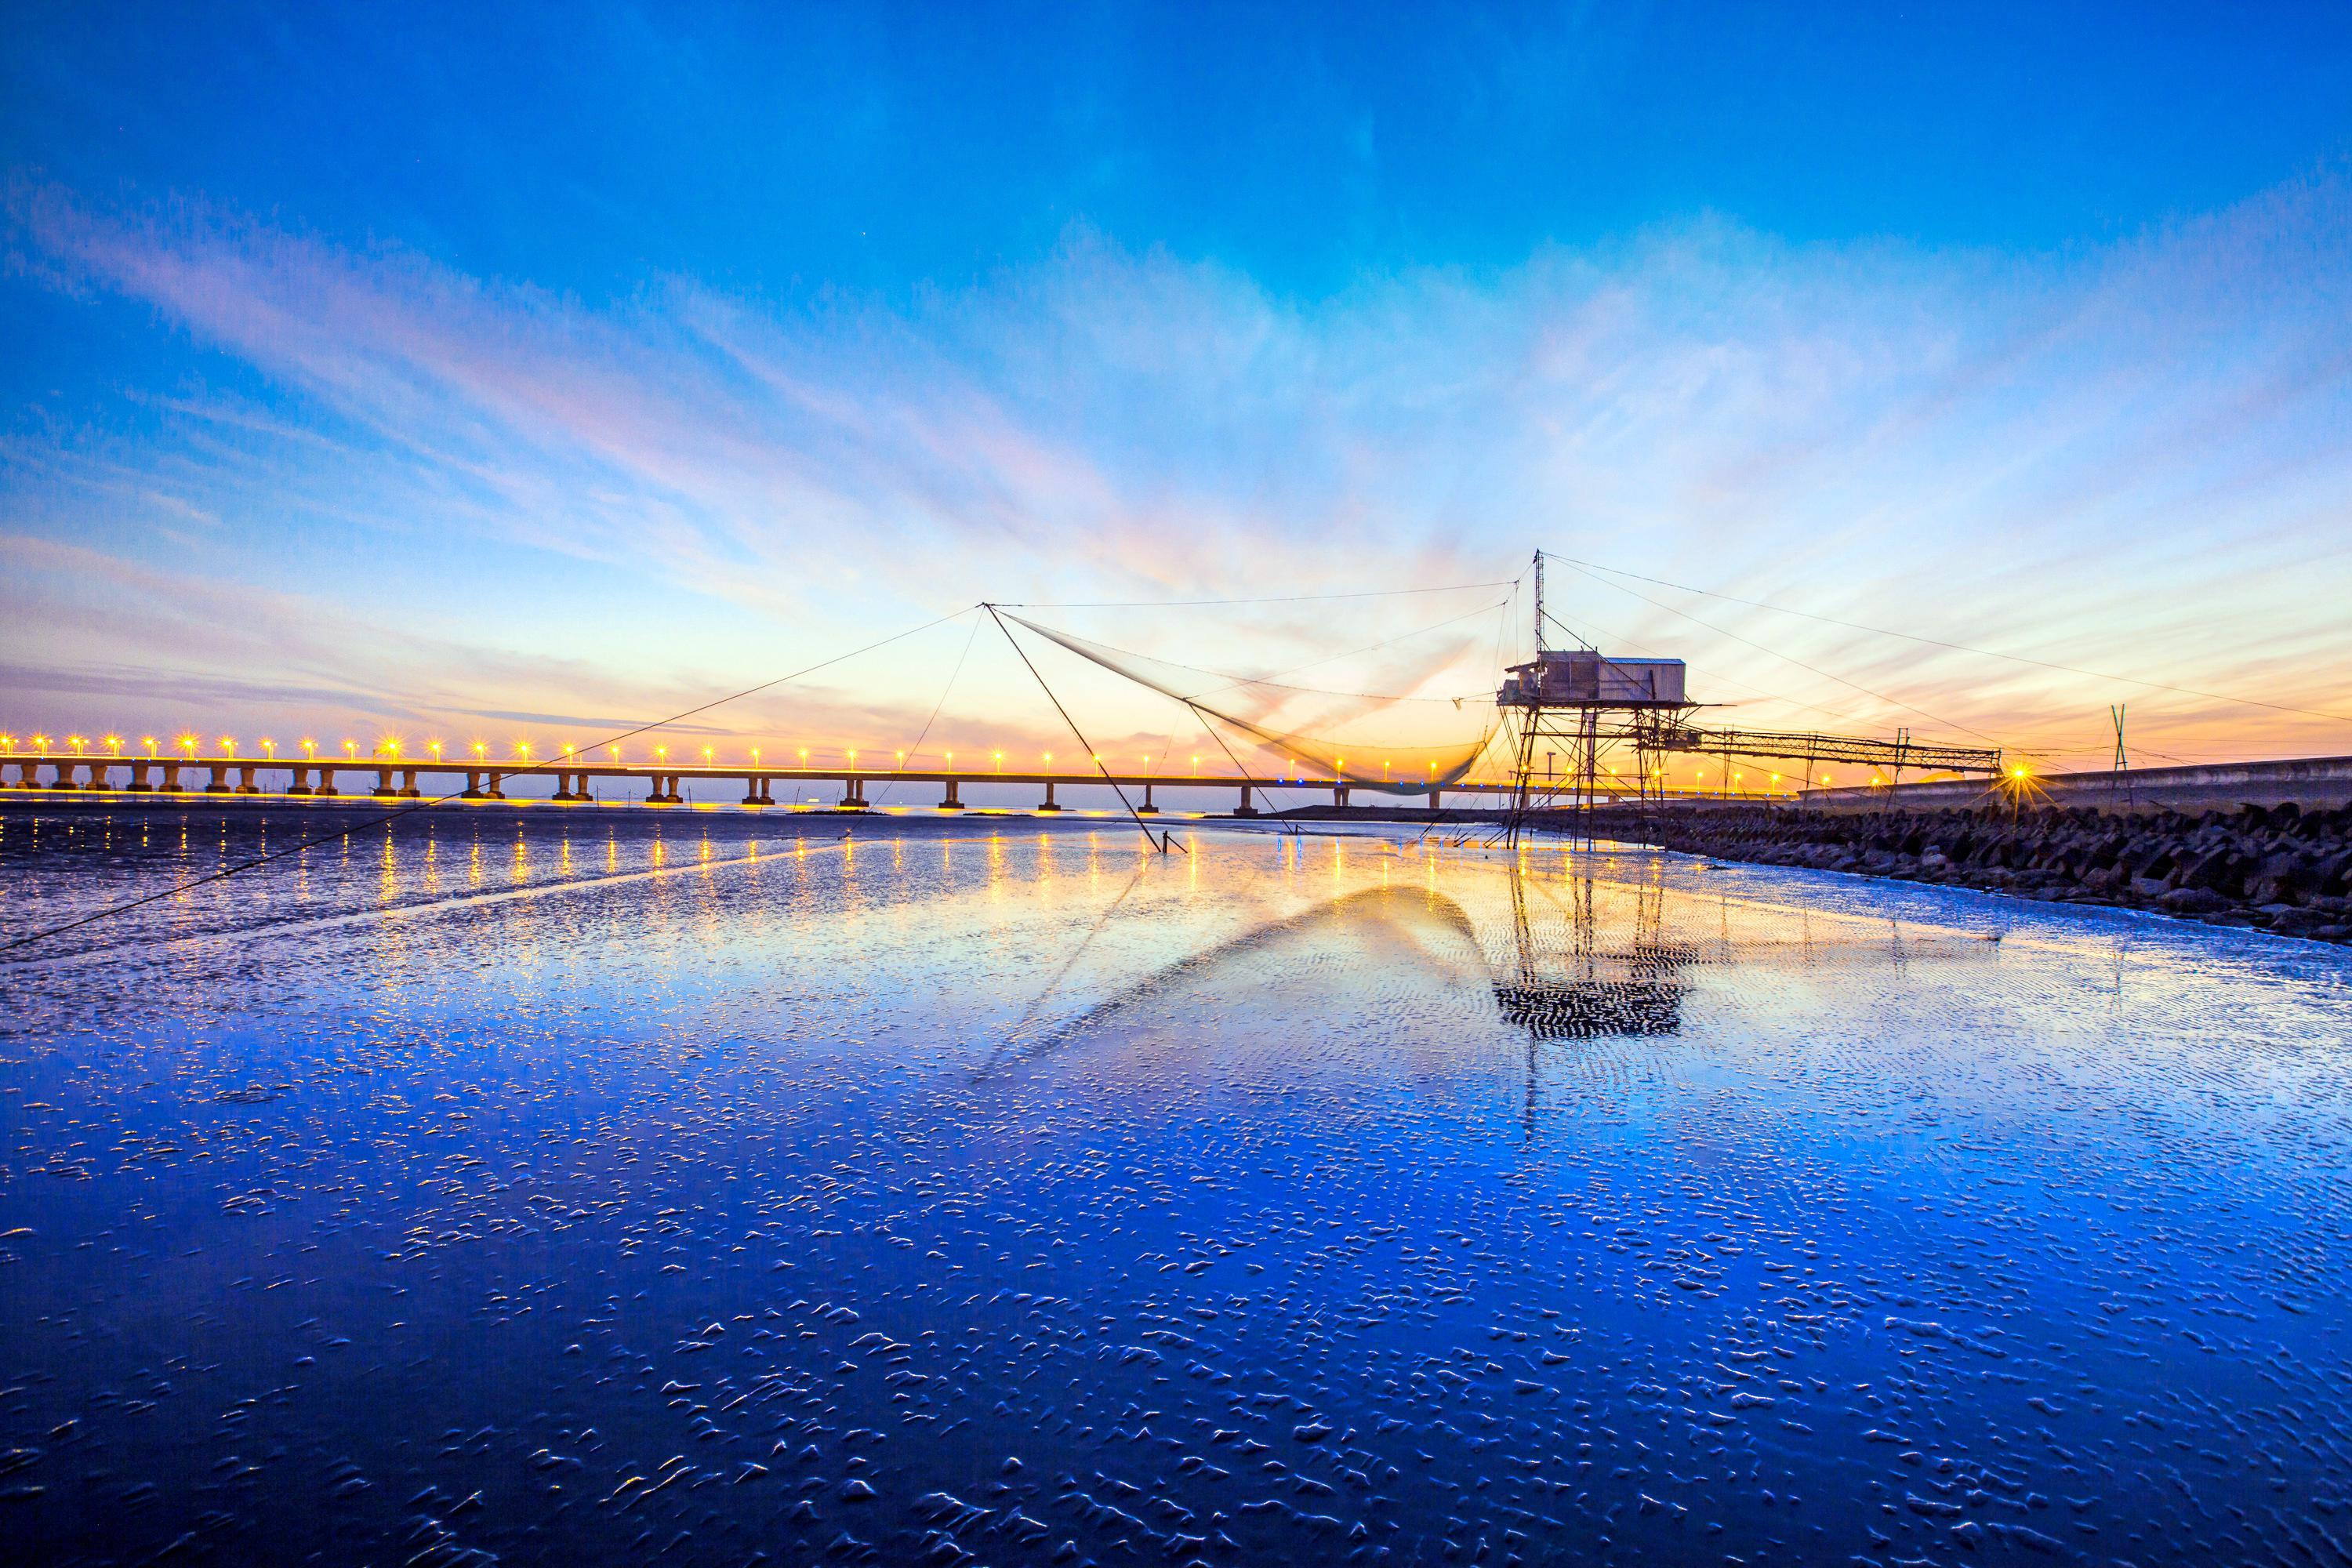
984,605 -> 1183,855
1001,579 -> 1513,608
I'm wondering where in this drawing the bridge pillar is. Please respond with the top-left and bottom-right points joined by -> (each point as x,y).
158,761 -> 182,792
373,767 -> 398,797
285,764 -> 312,796
206,762 -> 234,794
463,770 -> 485,799
314,768 -> 339,797
1428,788 -> 1441,811
840,777 -> 866,809
1234,783 -> 1258,817
1036,779 -> 1060,812
397,768 -> 419,798
1334,785 -> 1352,809
740,775 -> 774,806
7,760 -> 33,789
484,771 -> 506,801
47,761 -> 81,790
128,761 -> 156,793
237,765 -> 261,794
940,779 -> 962,810
1137,781 -> 1158,815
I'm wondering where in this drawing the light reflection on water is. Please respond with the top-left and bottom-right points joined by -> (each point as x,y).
2,807 -> 2350,1566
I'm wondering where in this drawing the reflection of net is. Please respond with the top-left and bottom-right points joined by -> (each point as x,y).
1007,613 -> 1501,792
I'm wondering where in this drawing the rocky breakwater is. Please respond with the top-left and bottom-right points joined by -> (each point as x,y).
1599,802 -> 2352,944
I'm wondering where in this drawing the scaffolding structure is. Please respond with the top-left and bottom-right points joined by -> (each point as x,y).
1496,551 -> 2004,843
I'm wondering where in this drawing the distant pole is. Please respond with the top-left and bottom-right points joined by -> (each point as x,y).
2111,702 -> 2129,810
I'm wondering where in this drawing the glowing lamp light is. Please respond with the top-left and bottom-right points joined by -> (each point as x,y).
472,742 -> 487,761
144,736 -> 160,757
343,739 -> 358,759
219,735 -> 235,757
0,735 -> 13,755
33,734 -> 51,753
702,746 -> 713,763
607,744 -> 620,761
515,742 -> 532,761
182,736 -> 199,757
105,735 -> 122,757
67,735 -> 87,756
429,741 -> 443,761
261,739 -> 277,760
655,746 -> 668,762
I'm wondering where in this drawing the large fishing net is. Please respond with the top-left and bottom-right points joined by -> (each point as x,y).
1004,610 -> 1507,792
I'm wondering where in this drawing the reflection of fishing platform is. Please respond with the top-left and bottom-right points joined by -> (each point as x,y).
1494,865 -> 1695,1041
1493,962 -> 1688,1040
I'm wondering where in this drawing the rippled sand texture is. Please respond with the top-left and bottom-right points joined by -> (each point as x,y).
4,809 -> 2350,1566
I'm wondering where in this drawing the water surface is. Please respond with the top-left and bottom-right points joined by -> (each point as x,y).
3,807 -> 2349,1566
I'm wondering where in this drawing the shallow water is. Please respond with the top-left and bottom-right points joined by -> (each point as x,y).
3,806 -> 2350,1566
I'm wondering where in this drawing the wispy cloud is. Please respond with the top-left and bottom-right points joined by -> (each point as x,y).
5,174 -> 2350,768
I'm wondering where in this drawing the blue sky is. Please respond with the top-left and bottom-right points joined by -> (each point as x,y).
5,1 -> 2351,778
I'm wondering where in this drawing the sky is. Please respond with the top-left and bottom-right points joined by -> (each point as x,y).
5,0 -> 2352,786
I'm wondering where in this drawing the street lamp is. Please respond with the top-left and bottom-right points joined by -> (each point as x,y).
68,734 -> 86,756
300,738 -> 314,759
219,735 -> 235,757
430,741 -> 443,762
143,736 -> 158,757
104,735 -> 122,757
262,739 -> 277,760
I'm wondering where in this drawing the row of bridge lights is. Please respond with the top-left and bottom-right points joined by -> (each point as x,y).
0,735 -> 1355,778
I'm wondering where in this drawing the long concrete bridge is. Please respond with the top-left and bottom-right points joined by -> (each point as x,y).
0,750 -> 1544,815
